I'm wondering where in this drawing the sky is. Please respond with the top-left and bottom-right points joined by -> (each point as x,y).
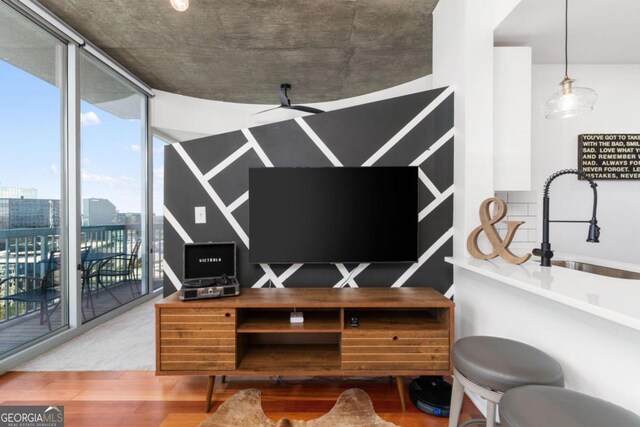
0,60 -> 164,215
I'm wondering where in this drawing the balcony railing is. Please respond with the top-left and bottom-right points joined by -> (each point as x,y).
0,224 -> 163,323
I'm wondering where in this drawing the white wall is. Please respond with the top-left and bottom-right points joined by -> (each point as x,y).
494,47 -> 532,191
151,75 -> 433,141
492,0 -> 522,28
433,0 -> 495,258
531,65 -> 640,266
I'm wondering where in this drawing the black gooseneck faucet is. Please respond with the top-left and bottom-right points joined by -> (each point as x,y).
532,169 -> 601,267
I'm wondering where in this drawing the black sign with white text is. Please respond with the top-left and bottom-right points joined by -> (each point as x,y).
579,134 -> 640,180
184,242 -> 236,280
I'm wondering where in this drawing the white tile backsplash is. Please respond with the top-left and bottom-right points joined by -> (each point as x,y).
505,191 -> 537,204
494,191 -> 539,247
505,215 -> 536,228
511,228 -> 530,243
495,191 -> 509,201
505,203 -> 528,216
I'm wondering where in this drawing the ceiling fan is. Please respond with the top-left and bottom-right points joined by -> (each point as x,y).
253,84 -> 324,115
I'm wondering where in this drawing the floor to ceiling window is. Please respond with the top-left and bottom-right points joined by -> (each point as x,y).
0,2 -> 67,355
79,53 -> 148,323
0,0 -> 153,363
152,136 -> 168,292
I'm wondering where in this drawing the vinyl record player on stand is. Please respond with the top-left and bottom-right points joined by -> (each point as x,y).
178,242 -> 240,301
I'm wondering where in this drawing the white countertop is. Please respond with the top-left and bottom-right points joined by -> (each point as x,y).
446,256 -> 640,331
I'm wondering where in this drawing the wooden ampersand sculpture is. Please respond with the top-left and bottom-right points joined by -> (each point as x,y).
466,197 -> 532,265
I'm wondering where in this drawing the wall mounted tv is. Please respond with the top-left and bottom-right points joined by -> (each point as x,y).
249,167 -> 418,264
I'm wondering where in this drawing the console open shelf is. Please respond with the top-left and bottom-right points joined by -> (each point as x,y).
343,308 -> 450,331
237,344 -> 341,372
237,308 -> 341,333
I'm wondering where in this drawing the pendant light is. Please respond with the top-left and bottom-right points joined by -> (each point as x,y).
543,0 -> 596,119
170,0 -> 189,12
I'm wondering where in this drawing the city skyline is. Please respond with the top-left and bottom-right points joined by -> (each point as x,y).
0,194 -> 152,229
0,60 -> 164,215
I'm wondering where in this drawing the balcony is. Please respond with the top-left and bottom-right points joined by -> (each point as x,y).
0,224 -> 163,356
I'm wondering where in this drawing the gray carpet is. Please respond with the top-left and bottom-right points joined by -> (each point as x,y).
17,295 -> 161,371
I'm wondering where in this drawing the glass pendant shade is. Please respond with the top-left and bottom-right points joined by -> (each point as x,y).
170,0 -> 189,12
543,77 -> 597,119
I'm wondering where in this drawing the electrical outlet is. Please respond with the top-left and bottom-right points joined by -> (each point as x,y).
195,206 -> 206,224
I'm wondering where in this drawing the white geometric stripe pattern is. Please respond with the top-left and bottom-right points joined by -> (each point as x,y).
391,228 -> 454,288
162,260 -> 183,290
227,191 -> 249,213
165,91 -> 455,290
419,169 -> 442,198
164,206 -> 193,244
173,143 -> 250,248
410,128 -> 455,166
295,117 -> 343,167
202,142 -> 253,181
363,86 -> 454,166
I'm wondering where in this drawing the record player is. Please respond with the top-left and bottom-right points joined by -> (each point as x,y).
179,242 -> 240,301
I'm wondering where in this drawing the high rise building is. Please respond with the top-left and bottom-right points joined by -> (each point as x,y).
113,212 -> 141,225
0,186 -> 37,199
0,198 -> 60,229
82,198 -> 116,225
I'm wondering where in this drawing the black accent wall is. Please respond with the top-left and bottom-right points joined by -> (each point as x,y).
163,88 -> 454,296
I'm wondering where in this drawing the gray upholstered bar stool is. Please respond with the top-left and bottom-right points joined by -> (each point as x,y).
500,385 -> 640,427
448,336 -> 565,427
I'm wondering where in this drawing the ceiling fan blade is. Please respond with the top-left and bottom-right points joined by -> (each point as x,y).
278,88 -> 290,107
290,105 -> 324,114
251,105 -> 283,115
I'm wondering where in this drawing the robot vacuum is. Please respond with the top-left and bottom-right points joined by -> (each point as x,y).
409,376 -> 452,417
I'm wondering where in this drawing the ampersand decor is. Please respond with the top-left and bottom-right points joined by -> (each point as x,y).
466,197 -> 532,265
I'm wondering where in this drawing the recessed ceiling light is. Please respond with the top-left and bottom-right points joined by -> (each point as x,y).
170,0 -> 189,12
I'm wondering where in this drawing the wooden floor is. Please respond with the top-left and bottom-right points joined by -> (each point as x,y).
0,280 -> 162,355
0,372 -> 483,427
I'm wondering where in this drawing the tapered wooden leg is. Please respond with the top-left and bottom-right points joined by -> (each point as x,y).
396,376 -> 406,411
205,375 -> 215,412
221,375 -> 226,384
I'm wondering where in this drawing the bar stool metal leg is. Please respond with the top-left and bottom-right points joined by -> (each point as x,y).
450,368 -> 503,427
486,401 -> 497,427
448,374 -> 465,427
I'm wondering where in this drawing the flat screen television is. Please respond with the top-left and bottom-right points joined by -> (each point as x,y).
249,167 -> 418,263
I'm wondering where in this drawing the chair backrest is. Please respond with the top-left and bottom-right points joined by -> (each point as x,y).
43,249 -> 62,291
80,246 -> 91,263
127,239 -> 141,272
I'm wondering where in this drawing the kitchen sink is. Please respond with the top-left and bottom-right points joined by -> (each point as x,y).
551,260 -> 640,280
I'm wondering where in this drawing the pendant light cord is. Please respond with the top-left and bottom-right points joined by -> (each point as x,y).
564,0 -> 568,77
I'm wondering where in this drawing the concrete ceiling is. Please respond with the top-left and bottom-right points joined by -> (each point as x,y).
0,3 -> 141,119
495,0 -> 640,64
37,0 -> 437,104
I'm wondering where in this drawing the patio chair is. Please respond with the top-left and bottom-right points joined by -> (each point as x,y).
0,250 -> 61,331
79,246 -> 96,320
95,239 -> 141,298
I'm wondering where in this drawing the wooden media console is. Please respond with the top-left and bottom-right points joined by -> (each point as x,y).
155,287 -> 454,412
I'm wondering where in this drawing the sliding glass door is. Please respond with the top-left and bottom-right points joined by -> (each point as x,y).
79,53 -> 148,323
0,2 -> 67,355
152,136 -> 168,292
0,0 -> 153,362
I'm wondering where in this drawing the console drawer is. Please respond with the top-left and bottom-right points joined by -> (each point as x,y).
159,307 -> 236,371
341,330 -> 449,371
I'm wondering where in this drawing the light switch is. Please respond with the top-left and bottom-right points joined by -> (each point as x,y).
195,206 -> 206,224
